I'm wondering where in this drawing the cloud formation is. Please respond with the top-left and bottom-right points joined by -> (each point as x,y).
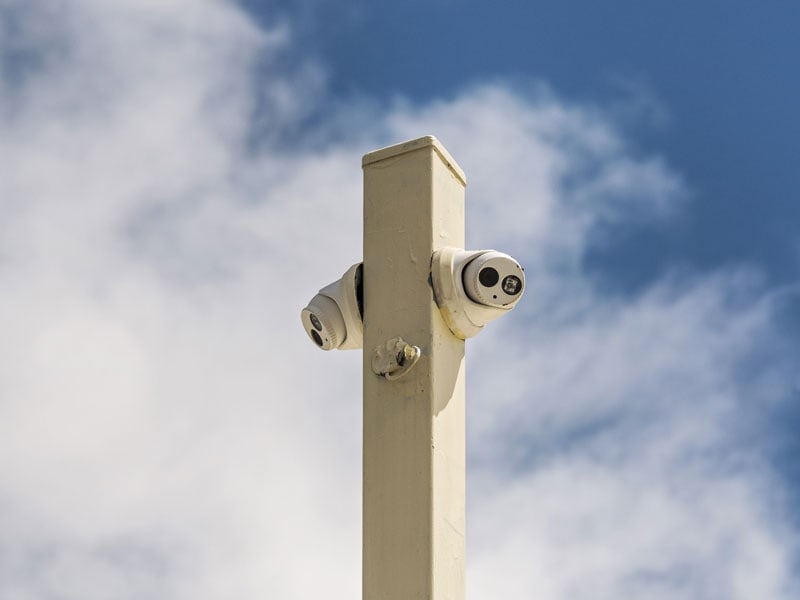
0,1 -> 796,599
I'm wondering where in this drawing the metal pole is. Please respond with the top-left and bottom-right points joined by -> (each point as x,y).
362,136 -> 467,600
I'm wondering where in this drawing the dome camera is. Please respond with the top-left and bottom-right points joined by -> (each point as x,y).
462,250 -> 525,308
300,263 -> 363,350
431,248 -> 525,339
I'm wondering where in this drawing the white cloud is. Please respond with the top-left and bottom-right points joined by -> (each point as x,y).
0,1 -> 797,599
465,270 -> 797,599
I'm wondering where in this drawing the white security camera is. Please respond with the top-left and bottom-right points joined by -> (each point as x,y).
300,263 -> 363,350
431,248 -> 525,339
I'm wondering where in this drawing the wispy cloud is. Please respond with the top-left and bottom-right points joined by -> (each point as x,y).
0,1 -> 796,599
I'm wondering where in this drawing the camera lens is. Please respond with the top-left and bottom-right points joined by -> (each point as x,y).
310,313 -> 323,331
479,267 -> 499,287
310,330 -> 324,347
502,275 -> 522,295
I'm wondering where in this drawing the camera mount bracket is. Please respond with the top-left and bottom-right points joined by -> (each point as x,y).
371,336 -> 421,381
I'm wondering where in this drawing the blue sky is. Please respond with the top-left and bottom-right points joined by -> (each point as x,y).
249,0 -> 800,289
1,1 -> 798,598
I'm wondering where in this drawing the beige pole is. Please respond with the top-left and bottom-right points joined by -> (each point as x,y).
362,136 -> 467,600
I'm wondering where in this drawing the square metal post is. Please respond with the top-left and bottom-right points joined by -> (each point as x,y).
362,136 -> 467,600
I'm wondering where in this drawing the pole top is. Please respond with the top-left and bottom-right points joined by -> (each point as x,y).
362,135 -> 466,187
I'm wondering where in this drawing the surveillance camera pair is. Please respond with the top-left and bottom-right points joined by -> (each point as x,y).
301,248 -> 525,349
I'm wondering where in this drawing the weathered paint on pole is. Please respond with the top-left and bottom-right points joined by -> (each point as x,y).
362,136 -> 467,600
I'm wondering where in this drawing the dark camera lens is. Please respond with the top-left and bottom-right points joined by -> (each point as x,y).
310,330 -> 324,347
502,275 -> 522,295
310,313 -> 323,331
478,266 -> 500,287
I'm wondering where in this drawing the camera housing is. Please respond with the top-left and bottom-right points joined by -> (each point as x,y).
300,263 -> 363,350
431,248 -> 525,339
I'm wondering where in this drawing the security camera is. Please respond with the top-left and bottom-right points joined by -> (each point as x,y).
300,263 -> 363,350
430,248 -> 525,339
462,250 -> 525,308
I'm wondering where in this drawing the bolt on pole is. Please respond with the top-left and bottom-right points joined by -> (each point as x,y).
362,136 -> 467,600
